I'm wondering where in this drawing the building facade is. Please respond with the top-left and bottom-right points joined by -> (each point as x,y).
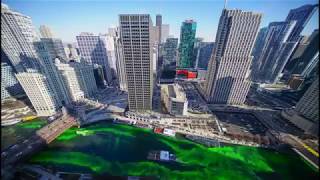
161,24 -> 169,43
162,38 -> 178,70
205,9 -> 262,105
76,32 -> 112,83
195,42 -> 214,70
178,20 -> 197,68
16,71 -> 60,116
1,3 -> 41,72
40,38 -> 67,62
119,14 -> 153,111
1,62 -> 24,102
161,84 -> 188,116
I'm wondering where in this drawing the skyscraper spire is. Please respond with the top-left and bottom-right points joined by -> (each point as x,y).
224,0 -> 228,9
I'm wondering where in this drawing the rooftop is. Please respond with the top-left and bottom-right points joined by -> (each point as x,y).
162,84 -> 187,102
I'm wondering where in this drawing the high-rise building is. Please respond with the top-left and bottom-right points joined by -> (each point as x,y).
1,3 -> 41,72
34,41 -> 71,105
285,4 -> 318,42
39,25 -> 54,38
178,20 -> 197,68
113,27 -> 127,92
119,14 -> 153,111
93,64 -> 106,89
55,59 -> 98,101
288,30 -> 319,77
195,42 -> 214,70
282,77 -> 319,135
161,24 -> 170,43
254,4 -> 317,83
205,9 -> 262,104
251,27 -> 268,81
254,21 -> 298,83
64,43 -> 79,60
193,37 -> 203,68
162,38 -> 178,70
1,62 -> 24,102
156,14 -> 162,43
16,71 -> 60,116
40,38 -> 67,61
103,33 -> 118,80
76,32 -> 112,83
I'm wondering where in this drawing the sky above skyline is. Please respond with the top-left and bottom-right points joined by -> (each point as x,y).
3,0 -> 319,43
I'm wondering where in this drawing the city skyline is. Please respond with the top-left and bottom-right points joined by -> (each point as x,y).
3,0 -> 318,43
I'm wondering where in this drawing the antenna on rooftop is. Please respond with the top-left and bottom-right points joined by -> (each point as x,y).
224,0 -> 228,9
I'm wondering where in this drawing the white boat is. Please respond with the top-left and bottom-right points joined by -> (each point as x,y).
1,118 -> 21,126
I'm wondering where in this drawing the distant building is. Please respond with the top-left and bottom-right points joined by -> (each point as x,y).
161,24 -> 169,43
64,43 -> 79,60
39,25 -> 54,38
1,62 -> 24,102
195,42 -> 214,70
162,38 -> 178,70
16,71 -> 60,116
103,32 -> 118,80
161,84 -> 188,116
55,59 -> 98,101
119,14 -> 153,111
40,38 -> 67,62
156,14 -> 162,43
205,9 -> 261,105
178,20 -> 197,68
251,27 -> 268,81
282,77 -> 319,136
76,32 -> 112,84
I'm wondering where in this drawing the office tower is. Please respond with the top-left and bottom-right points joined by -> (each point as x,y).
1,3 -> 41,72
288,30 -> 319,77
251,27 -> 268,81
282,77 -> 319,135
76,32 -> 112,83
16,71 -> 60,116
255,21 -> 298,83
93,64 -> 106,89
39,25 -> 54,38
205,9 -> 262,104
193,38 -> 203,67
1,62 -> 24,102
161,24 -> 170,43
103,33 -> 118,80
156,14 -> 162,43
163,38 -> 178,70
195,42 -> 214,70
285,4 -> 318,42
34,41 -> 71,105
55,59 -> 98,101
64,43 -> 79,60
178,20 -> 197,68
119,14 -> 153,111
113,27 -> 127,92
40,38 -> 68,61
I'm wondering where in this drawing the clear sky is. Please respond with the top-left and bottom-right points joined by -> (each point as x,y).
3,0 -> 319,43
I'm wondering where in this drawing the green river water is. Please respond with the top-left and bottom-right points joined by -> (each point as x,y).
2,120 -> 319,179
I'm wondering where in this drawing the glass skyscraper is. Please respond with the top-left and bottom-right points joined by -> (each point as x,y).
178,20 -> 196,69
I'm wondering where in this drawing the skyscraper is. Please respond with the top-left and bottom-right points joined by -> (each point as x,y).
76,32 -> 112,83
16,71 -> 60,116
119,14 -> 153,111
161,24 -> 169,43
39,25 -> 54,38
251,27 -> 268,81
162,38 -> 178,70
285,4 -> 318,42
205,9 -> 262,104
178,20 -> 196,68
156,14 -> 162,43
1,3 -> 41,72
40,38 -> 68,61
113,27 -> 127,92
195,42 -> 214,70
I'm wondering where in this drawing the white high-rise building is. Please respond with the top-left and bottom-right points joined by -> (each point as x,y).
39,25 -> 54,38
103,33 -> 118,80
119,14 -> 153,111
205,9 -> 262,105
40,38 -> 67,61
1,3 -> 40,72
55,59 -> 97,100
16,71 -> 60,116
76,32 -> 112,83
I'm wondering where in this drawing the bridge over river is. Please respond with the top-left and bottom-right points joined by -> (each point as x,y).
1,113 -> 79,178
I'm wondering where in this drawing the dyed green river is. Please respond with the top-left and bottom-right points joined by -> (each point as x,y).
2,120 -> 318,179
